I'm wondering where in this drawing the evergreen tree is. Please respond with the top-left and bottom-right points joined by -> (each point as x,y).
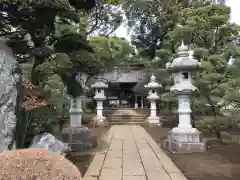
89,36 -> 134,66
0,0 -> 96,86
124,0 -> 240,142
0,0 -> 123,87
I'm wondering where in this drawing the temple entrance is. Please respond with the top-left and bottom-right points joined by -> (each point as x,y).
105,82 -> 139,108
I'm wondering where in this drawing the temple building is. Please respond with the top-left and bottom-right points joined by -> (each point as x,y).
81,62 -> 149,108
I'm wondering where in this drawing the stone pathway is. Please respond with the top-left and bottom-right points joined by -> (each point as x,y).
83,125 -> 188,180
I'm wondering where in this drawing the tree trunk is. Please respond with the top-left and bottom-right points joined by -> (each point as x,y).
169,102 -> 172,110
191,102 -> 196,128
30,60 -> 43,86
29,33 -> 48,86
216,131 -> 223,144
191,113 -> 195,128
14,66 -> 25,149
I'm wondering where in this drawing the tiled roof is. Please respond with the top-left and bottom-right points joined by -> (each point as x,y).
103,69 -> 146,83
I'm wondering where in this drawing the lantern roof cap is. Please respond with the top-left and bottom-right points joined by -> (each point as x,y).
177,41 -> 188,53
166,42 -> 199,70
144,74 -> 162,89
92,80 -> 108,89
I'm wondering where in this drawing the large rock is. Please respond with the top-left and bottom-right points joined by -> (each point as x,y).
30,133 -> 70,156
0,148 -> 82,179
62,126 -> 97,152
0,44 -> 21,152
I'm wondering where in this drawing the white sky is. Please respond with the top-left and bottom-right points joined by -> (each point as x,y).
226,0 -> 240,25
114,0 -> 240,41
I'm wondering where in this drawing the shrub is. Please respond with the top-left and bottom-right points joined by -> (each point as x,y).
199,115 -> 240,143
15,106 -> 55,148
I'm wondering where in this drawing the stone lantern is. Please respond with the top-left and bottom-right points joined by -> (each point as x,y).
67,73 -> 87,128
92,80 -> 108,126
144,74 -> 162,125
165,42 -> 205,153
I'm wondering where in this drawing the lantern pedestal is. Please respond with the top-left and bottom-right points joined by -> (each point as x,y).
92,116 -> 108,127
92,98 -> 108,127
146,117 -> 160,125
62,98 -> 97,152
69,97 -> 82,128
167,127 -> 205,153
62,126 -> 97,152
146,99 -> 161,125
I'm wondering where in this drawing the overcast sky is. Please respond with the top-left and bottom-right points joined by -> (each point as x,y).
115,0 -> 240,41
226,0 -> 240,24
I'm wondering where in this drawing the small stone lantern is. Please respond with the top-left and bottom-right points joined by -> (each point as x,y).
92,80 -> 108,126
144,74 -> 162,125
165,42 -> 205,153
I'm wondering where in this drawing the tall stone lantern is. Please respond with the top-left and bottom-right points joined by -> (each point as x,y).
92,80 -> 108,126
165,42 -> 205,153
144,74 -> 162,125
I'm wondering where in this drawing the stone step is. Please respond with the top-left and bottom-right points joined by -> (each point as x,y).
109,119 -> 146,122
104,108 -> 146,110
108,118 -> 145,122
108,116 -> 146,118
108,114 -> 146,116
108,121 -> 146,125
107,117 -> 146,120
108,118 -> 146,120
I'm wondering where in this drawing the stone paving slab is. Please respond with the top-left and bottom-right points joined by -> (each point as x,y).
83,125 -> 188,180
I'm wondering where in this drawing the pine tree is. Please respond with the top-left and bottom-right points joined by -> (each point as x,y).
125,0 -> 240,142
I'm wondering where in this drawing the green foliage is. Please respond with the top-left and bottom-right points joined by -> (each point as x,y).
36,53 -> 73,77
43,75 -> 70,117
1,0 -> 125,90
38,36 -> 134,82
55,0 -> 123,36
0,0 -> 97,86
199,115 -> 240,143
15,106 -> 55,148
89,36 -> 134,67
87,0 -> 123,35
123,0 -> 177,58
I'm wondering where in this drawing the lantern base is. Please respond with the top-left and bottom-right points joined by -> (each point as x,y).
62,126 -> 97,152
145,116 -> 161,126
91,116 -> 109,127
166,127 -> 206,153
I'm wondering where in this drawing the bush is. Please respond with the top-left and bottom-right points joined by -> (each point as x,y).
199,115 -> 240,143
161,115 -> 178,127
44,85 -> 70,118
85,100 -> 95,113
15,106 -> 56,148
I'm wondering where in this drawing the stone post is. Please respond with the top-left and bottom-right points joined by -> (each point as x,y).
134,95 -> 138,108
92,80 -> 108,126
96,99 -> 104,117
144,75 -> 162,125
69,97 -> 82,127
141,98 -> 144,109
177,94 -> 192,129
165,41 -> 205,153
